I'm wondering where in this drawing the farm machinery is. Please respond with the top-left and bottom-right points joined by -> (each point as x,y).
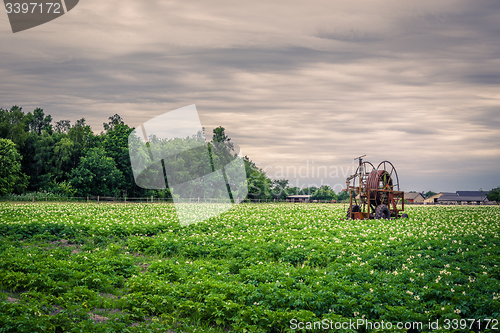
345,155 -> 408,220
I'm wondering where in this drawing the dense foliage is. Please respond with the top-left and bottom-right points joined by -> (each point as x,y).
0,203 -> 498,332
0,138 -> 28,195
0,105 -> 351,201
487,188 -> 500,204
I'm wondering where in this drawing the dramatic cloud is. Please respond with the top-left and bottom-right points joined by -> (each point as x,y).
1,0 -> 499,192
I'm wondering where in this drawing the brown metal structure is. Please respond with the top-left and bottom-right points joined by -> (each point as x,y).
345,156 -> 407,220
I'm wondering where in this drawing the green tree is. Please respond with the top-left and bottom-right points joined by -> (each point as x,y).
0,106 -> 30,149
53,137 -> 74,177
68,118 -> 96,167
487,187 -> 500,204
311,185 -> 337,201
21,129 -> 74,192
54,119 -> 71,134
32,131 -> 56,190
103,114 -> 125,132
423,191 -> 437,198
212,126 -> 232,146
49,180 -> 76,196
27,108 -> 52,135
209,126 -> 238,201
303,186 -> 319,195
102,121 -> 141,197
209,126 -> 237,172
69,147 -> 124,196
0,138 -> 29,195
271,179 -> 289,199
243,156 -> 272,200
337,190 -> 349,202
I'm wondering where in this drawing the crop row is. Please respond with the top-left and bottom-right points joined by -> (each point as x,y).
0,203 -> 499,332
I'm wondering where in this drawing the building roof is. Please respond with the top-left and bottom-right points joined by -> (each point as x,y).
424,192 -> 453,200
405,192 -> 424,200
456,191 -> 489,197
424,191 -> 491,202
436,194 -> 459,201
438,194 -> 487,202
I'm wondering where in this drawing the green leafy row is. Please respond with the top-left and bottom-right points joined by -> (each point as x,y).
0,203 -> 499,332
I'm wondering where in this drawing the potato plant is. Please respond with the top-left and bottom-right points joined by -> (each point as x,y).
0,203 -> 499,332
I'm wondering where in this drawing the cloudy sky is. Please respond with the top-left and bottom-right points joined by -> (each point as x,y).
1,0 -> 499,192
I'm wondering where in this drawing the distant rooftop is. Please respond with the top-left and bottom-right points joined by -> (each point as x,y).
405,192 -> 424,200
456,191 -> 489,197
438,193 -> 488,202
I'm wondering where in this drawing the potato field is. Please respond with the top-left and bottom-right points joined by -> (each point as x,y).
0,203 -> 499,332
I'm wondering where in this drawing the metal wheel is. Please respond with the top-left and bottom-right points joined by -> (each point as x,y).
352,161 -> 376,192
376,161 -> 399,191
345,156 -> 405,220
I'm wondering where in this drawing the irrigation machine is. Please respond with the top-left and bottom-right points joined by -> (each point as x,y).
345,155 -> 408,220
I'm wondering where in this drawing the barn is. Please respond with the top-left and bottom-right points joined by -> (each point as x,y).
286,195 -> 312,203
424,191 -> 491,205
404,192 -> 425,203
424,192 -> 454,204
438,191 -> 490,205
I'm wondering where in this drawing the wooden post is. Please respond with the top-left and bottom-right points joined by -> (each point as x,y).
32,195 -> 35,203
151,195 -> 153,203
87,196 -> 89,203
97,196 -> 100,204
124,197 -> 127,203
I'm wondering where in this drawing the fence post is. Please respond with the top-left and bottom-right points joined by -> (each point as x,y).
151,195 -> 153,203
32,195 -> 35,203
87,196 -> 89,203
97,196 -> 99,204
124,197 -> 126,203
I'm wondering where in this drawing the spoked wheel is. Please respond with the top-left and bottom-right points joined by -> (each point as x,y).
352,161 -> 376,197
376,161 -> 399,192
346,156 -> 406,220
366,161 -> 401,207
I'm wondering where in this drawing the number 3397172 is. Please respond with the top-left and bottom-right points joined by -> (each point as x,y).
5,3 -> 62,14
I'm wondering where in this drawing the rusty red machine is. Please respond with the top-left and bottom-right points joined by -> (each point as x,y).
345,155 -> 408,220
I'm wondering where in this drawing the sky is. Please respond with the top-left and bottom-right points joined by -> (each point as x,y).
1,0 -> 500,193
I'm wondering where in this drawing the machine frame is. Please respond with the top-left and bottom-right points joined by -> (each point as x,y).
345,155 -> 406,220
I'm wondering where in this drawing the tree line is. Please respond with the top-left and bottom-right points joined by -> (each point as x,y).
0,106 -> 349,201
